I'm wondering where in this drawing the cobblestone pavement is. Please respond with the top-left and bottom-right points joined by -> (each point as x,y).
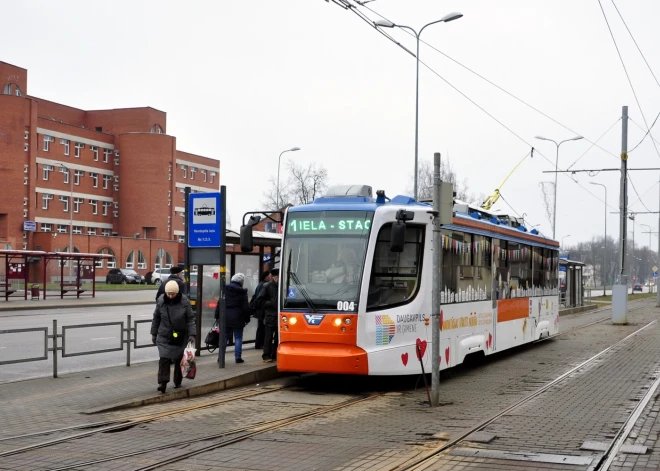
1,301 -> 659,471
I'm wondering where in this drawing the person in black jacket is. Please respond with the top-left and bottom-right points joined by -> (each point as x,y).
256,268 -> 279,362
215,273 -> 251,363
251,270 -> 271,349
155,266 -> 186,301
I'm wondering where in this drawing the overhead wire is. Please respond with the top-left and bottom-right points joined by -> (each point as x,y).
597,0 -> 660,162
629,112 -> 660,152
358,2 -> 622,162
627,174 -> 652,212
567,118 -> 621,170
629,180 -> 659,209
345,4 -> 614,211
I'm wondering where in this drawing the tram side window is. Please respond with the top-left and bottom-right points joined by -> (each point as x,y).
367,224 -> 424,311
508,242 -> 532,292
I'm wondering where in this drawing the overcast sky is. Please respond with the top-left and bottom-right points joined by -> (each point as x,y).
4,0 -> 660,249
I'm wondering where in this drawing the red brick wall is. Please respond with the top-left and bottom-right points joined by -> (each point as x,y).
117,133 -> 176,239
0,61 -> 27,97
86,108 -> 166,135
31,98 -> 86,127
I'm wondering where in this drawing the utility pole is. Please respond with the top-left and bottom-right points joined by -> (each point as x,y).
657,174 -> 660,306
431,152 -> 442,407
612,105 -> 628,324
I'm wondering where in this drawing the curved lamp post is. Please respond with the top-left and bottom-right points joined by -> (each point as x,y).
276,147 -> 301,209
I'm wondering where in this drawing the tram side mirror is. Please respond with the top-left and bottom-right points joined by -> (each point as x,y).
240,215 -> 262,252
390,210 -> 414,252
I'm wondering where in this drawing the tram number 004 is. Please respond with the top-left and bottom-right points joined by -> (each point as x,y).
337,301 -> 355,311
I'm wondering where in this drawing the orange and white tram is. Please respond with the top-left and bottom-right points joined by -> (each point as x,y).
272,186 -> 560,375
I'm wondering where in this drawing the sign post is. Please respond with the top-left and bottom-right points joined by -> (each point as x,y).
188,187 -> 226,367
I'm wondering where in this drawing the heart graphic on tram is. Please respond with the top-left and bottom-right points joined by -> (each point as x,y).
488,332 -> 493,349
415,339 -> 427,360
445,347 -> 450,365
401,353 -> 409,366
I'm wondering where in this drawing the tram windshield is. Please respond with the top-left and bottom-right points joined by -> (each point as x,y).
281,210 -> 373,311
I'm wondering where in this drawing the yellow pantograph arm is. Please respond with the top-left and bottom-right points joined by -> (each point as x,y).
480,150 -> 533,210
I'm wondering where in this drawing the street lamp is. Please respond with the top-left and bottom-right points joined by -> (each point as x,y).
59,164 -> 73,283
590,182 -> 607,295
561,234 -> 571,249
276,147 -> 301,209
375,12 -> 463,201
534,135 -> 583,239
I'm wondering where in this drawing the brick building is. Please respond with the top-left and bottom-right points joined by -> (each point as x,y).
0,61 -> 221,281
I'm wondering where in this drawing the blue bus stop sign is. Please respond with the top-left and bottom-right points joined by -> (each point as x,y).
188,192 -> 222,247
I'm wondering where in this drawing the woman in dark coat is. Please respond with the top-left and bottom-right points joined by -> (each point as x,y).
151,280 -> 196,393
215,273 -> 251,363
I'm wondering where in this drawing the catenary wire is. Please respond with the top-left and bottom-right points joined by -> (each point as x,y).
358,2 -> 622,162
627,174 -> 652,212
567,118 -> 621,169
597,0 -> 660,162
331,0 -> 614,210
629,114 -> 660,152
629,180 -> 659,209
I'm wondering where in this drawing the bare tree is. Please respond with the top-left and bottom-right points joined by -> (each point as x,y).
409,159 -> 481,204
262,161 -> 329,210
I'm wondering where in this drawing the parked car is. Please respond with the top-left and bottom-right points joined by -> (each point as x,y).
151,268 -> 171,286
633,283 -> 643,293
106,268 -> 145,284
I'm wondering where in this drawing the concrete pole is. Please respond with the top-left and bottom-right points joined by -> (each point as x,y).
657,174 -> 660,306
612,105 -> 629,324
431,152 -> 442,407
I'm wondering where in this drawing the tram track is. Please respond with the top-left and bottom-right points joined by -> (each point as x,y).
390,317 -> 659,471
39,393 -> 380,471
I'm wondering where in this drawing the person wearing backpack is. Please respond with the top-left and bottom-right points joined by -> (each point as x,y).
251,270 -> 271,349
215,273 -> 252,364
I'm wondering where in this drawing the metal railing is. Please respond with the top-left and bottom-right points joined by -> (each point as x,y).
0,314 -> 256,378
0,315 -> 150,378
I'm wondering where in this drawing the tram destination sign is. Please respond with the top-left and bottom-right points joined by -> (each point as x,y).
287,212 -> 373,235
188,192 -> 222,247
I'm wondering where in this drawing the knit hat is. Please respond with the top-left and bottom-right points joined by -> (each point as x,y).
165,280 -> 180,294
231,273 -> 245,286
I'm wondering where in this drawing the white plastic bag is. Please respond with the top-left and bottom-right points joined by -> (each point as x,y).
180,342 -> 196,379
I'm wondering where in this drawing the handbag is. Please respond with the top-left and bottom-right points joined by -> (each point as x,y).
165,306 -> 186,346
205,320 -> 220,352
180,342 -> 196,380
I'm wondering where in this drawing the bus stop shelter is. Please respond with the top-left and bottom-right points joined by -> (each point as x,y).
0,249 -> 112,301
559,258 -> 585,308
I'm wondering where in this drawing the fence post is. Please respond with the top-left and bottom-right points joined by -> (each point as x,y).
52,319 -> 58,378
126,314 -> 131,367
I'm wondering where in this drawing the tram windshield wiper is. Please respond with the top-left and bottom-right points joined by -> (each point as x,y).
286,250 -> 318,312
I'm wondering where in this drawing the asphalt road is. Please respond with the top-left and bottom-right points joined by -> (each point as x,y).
0,303 -> 259,383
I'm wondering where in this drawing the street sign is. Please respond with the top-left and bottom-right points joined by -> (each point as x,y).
188,192 -> 222,247
653,266 -> 658,272
23,221 -> 36,231
654,271 -> 658,278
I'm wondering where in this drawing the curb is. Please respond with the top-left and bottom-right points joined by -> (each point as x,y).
559,304 -> 599,316
0,300 -> 154,315
82,365 -> 284,414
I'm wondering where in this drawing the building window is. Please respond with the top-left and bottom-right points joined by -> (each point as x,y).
2,83 -> 10,94
113,184 -> 119,192
23,231 -> 27,239
137,250 -> 147,269
102,201 -> 111,216
61,139 -> 70,155
23,209 -> 27,218
201,169 -> 207,182
181,165 -> 187,178
42,193 -> 53,209
15,85 -> 22,96
57,224 -> 68,234
125,251 -> 135,269
42,164 -> 53,181
96,247 -> 114,268
24,131 -> 29,140
24,177 -> 28,186
114,201 -> 119,209
102,229 -> 111,237
24,143 -> 28,152
88,227 -> 96,236
60,166 -> 69,184
72,226 -> 83,234
23,197 -> 28,206
73,197 -> 83,213
113,210 -> 118,218
59,195 -> 69,212
151,124 -> 163,133
190,167 -> 197,180
103,175 -> 111,189
90,146 -> 98,161
210,171 -> 216,184
74,142 -> 85,158
90,172 -> 98,188
41,223 -> 52,232
103,149 -> 112,163
89,199 -> 98,215
24,165 -> 28,174
43,135 -> 54,151
74,170 -> 84,185
177,235 -> 185,243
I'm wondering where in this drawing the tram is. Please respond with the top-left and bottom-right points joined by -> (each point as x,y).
254,185 -> 559,375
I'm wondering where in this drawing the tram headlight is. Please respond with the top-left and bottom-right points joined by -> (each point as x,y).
344,318 -> 351,325
281,316 -> 288,323
289,316 -> 297,325
333,317 -> 342,327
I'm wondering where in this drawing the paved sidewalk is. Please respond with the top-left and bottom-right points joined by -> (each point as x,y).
0,289 -> 155,313
0,346 -> 280,440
